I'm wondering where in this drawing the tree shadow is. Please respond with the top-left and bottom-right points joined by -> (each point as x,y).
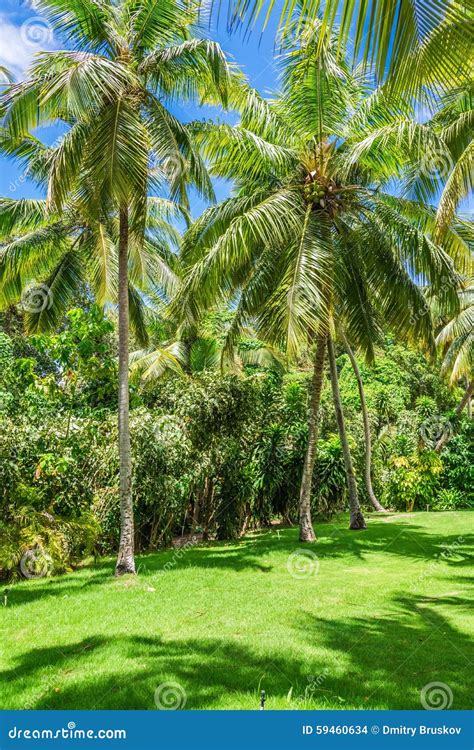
5,514 -> 472,611
1,589 -> 471,710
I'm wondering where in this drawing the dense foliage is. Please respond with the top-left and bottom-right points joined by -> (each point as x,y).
0,0 -> 471,576
0,306 -> 471,578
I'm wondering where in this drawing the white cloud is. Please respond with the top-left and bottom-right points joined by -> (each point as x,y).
0,13 -> 55,80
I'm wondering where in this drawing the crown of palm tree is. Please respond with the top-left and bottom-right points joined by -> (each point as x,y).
228,0 -> 473,96
174,20 -> 470,362
434,280 -> 474,384
0,188 -> 185,342
0,0 -> 236,218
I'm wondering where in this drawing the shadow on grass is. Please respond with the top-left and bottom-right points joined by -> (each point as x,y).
5,514 -> 473,610
1,590 -> 471,710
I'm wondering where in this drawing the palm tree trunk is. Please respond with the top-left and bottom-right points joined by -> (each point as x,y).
341,334 -> 386,512
435,380 -> 473,452
466,377 -> 472,419
298,331 -> 327,542
327,335 -> 366,530
115,206 -> 135,576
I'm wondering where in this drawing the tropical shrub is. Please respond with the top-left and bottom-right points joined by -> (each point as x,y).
0,308 -> 472,577
381,451 -> 444,512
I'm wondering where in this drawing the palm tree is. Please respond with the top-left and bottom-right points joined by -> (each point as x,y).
327,334 -> 366,528
0,0 -> 233,574
228,0 -> 472,95
339,331 -> 386,512
131,302 -> 286,381
0,191 -> 184,338
432,280 -> 473,450
405,83 -> 473,241
174,19 -> 468,539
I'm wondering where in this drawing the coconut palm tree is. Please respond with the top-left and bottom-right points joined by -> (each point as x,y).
229,0 -> 472,96
173,19 -> 468,539
0,189 -> 184,340
431,280 -> 473,450
339,331 -> 386,512
0,0 -> 234,574
405,83 -> 473,242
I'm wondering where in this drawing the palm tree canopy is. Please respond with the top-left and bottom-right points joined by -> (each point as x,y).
434,280 -> 474,384
0,0 -> 240,338
227,0 -> 473,96
0,190 -> 184,343
0,0 -> 238,221
174,20 -> 471,362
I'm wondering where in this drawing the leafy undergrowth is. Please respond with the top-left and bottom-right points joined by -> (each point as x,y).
1,512 -> 472,710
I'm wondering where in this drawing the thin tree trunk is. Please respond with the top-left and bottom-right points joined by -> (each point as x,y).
435,380 -> 473,452
341,334 -> 386,512
466,377 -> 472,419
115,206 -> 135,576
298,331 -> 327,542
327,335 -> 366,530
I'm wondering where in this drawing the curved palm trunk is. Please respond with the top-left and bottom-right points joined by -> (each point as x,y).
298,331 -> 327,542
327,335 -> 366,530
435,380 -> 473,452
341,335 -> 386,512
115,206 -> 136,576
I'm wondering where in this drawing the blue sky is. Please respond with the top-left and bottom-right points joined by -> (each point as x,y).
0,0 -> 282,207
0,1 -> 471,217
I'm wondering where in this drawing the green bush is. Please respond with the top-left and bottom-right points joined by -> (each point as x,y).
0,310 -> 472,577
430,489 -> 471,511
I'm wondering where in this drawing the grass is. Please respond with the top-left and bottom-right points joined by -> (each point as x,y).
1,511 -> 472,710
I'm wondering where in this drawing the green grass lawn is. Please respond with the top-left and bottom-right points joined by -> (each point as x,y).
1,511 -> 472,710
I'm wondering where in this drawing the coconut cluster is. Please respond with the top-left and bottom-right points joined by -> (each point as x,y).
303,170 -> 340,210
